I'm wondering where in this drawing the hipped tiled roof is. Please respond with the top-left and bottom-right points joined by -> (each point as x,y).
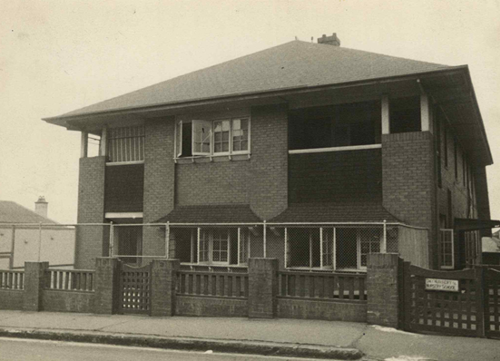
0,201 -> 57,224
270,203 -> 400,223
156,205 -> 262,224
47,40 -> 448,120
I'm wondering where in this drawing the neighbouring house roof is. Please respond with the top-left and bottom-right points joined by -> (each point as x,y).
45,40 -> 449,121
269,203 -> 400,223
156,205 -> 262,224
0,201 -> 57,224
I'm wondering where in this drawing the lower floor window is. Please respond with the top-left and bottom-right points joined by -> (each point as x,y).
285,227 -> 386,270
439,229 -> 454,269
174,227 -> 250,265
464,230 -> 480,266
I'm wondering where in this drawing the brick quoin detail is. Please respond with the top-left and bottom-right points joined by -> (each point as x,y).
76,157 -> 106,269
143,118 -> 175,257
249,104 -> 288,220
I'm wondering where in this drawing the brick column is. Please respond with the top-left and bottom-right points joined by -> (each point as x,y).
366,253 -> 401,328
151,259 -> 179,316
248,258 -> 278,318
23,262 -> 49,311
94,258 -> 120,314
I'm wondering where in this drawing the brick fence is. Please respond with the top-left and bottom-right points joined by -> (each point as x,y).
0,254 -> 401,327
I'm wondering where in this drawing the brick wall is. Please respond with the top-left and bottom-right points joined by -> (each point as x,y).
76,157 -> 106,269
382,132 -> 437,267
382,132 -> 435,229
176,160 -> 249,205
105,164 -> 144,212
249,104 -> 288,220
143,118 -> 176,257
289,149 -> 382,203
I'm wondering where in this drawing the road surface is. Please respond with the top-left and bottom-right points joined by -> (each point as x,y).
0,337 -> 335,361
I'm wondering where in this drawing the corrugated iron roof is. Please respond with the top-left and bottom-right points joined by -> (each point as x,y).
0,201 -> 57,224
47,40 -> 449,120
270,203 -> 400,223
156,204 -> 262,224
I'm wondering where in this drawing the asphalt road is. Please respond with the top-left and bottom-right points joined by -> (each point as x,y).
0,337 -> 336,361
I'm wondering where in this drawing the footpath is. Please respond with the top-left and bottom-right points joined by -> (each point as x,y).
0,310 -> 498,361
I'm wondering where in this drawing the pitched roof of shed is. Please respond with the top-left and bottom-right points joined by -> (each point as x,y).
48,40 -> 449,120
0,201 -> 57,224
156,205 -> 262,224
270,203 -> 400,223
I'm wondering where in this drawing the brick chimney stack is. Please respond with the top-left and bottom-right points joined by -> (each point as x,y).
35,196 -> 48,219
318,33 -> 341,46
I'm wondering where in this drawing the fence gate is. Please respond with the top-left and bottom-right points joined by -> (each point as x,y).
402,263 -> 484,337
119,263 -> 151,315
484,266 -> 500,339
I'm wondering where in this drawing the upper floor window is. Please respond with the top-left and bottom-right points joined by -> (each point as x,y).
390,96 -> 421,134
176,118 -> 250,158
288,101 -> 381,151
107,126 -> 145,163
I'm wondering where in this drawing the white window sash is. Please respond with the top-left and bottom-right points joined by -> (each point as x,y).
192,120 -> 212,156
320,228 -> 324,269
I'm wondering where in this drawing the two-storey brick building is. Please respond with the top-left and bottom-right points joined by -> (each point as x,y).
44,34 -> 493,272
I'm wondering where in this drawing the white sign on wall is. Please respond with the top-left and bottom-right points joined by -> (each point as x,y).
425,278 -> 459,292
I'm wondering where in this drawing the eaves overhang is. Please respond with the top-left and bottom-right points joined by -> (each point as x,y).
43,65 -> 492,165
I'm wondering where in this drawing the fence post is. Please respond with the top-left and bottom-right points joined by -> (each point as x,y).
366,253 -> 400,328
151,259 -> 179,316
94,257 -> 120,314
23,261 -> 49,311
475,266 -> 486,338
37,222 -> 42,262
108,222 -> 114,257
248,258 -> 278,318
9,225 -> 15,269
165,222 -> 170,259
381,220 -> 387,254
263,221 -> 267,258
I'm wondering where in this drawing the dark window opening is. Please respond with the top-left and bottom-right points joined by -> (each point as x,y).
229,229 -> 238,265
336,228 -> 357,269
443,121 -> 448,168
289,101 -> 380,150
175,228 -> 195,263
288,229 -> 320,267
454,139 -> 458,179
389,96 -> 421,133
435,108 -> 442,188
181,122 -> 192,157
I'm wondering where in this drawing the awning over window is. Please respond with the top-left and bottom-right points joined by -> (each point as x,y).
454,218 -> 500,231
269,203 -> 400,223
155,204 -> 262,224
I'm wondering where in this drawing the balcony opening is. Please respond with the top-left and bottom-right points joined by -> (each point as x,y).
389,96 -> 421,133
288,101 -> 381,151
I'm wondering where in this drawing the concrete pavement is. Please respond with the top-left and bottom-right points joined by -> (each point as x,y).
0,310 -> 498,360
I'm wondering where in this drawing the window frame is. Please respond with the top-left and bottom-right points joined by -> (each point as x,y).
284,227 -> 381,271
175,117 -> 251,159
194,227 -> 250,266
439,228 -> 454,269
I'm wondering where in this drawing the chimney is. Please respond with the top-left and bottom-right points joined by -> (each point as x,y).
35,196 -> 48,219
317,33 -> 341,46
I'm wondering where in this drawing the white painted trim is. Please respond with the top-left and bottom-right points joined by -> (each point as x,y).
105,212 -> 143,219
106,160 -> 144,166
382,96 -> 390,135
421,93 -> 430,132
80,132 -> 88,158
288,144 -> 381,155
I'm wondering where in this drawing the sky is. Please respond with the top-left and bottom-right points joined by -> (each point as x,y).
0,0 -> 499,224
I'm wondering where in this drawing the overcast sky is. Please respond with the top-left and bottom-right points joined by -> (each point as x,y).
0,0 -> 499,224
